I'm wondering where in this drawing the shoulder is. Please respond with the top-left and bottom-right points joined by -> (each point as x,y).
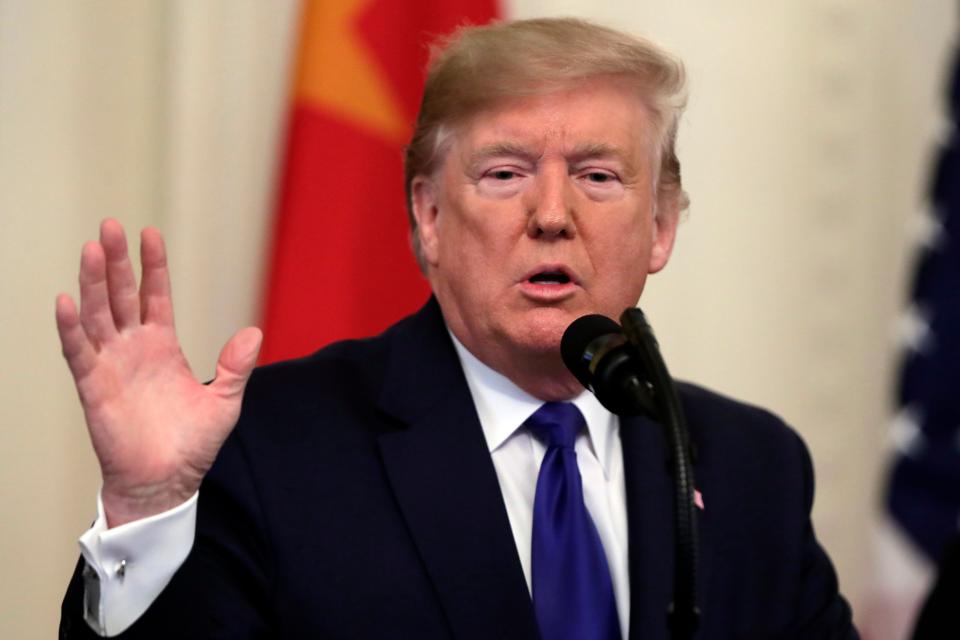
676,381 -> 807,458
229,326 -> 400,452
241,298 -> 443,406
675,381 -> 815,506
241,309 -> 427,411
228,302 -> 451,451
676,381 -> 790,429
245,335 -> 389,405
673,384 -> 857,636
206,318 -> 421,502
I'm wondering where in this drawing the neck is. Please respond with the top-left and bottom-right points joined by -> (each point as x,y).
453,333 -> 584,401
501,357 -> 585,402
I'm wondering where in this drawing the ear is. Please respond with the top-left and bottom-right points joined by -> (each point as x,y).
411,176 -> 441,267
647,193 -> 681,274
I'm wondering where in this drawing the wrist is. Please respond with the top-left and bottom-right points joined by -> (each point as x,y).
101,481 -> 197,528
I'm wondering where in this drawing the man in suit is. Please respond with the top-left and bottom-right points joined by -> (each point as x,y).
57,18 -> 858,639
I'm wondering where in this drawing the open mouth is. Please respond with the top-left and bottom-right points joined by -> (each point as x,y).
528,271 -> 572,285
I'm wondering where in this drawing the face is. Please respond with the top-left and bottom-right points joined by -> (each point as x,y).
411,79 -> 680,397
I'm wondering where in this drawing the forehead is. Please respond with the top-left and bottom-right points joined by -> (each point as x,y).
450,79 -> 657,162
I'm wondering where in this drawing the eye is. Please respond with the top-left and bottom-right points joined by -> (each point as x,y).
582,171 -> 617,184
476,165 -> 527,198
575,167 -> 625,200
479,166 -> 526,185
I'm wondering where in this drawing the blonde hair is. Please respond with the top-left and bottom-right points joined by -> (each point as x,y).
404,17 -> 689,267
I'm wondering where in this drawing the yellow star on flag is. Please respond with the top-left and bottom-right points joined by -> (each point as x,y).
294,0 -> 410,144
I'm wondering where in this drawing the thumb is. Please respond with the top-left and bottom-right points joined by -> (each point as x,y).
211,326 -> 263,399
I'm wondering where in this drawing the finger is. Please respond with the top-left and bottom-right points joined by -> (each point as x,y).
79,241 -> 118,347
211,327 -> 263,400
139,227 -> 175,326
56,293 -> 97,380
100,219 -> 141,330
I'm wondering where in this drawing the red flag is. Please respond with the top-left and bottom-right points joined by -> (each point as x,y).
260,0 -> 499,363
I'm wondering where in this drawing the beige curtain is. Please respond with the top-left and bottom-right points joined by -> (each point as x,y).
0,1 -> 952,637
0,2 -> 299,637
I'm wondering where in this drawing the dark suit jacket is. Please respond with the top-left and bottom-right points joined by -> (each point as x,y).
911,534 -> 960,639
61,298 -> 857,639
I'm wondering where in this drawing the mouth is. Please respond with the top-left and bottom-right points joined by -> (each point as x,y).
522,264 -> 578,286
519,265 -> 579,301
527,270 -> 572,285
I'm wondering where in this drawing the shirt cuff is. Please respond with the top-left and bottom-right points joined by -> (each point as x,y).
78,490 -> 198,636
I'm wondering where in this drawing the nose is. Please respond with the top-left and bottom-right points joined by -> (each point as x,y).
524,164 -> 575,239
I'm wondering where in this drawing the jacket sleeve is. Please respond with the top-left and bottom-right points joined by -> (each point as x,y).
60,429 -> 275,639
790,430 -> 859,640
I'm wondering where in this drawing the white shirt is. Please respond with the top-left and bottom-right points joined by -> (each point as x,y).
452,337 -> 630,636
79,334 -> 630,637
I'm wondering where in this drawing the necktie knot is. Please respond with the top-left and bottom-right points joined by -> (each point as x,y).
525,402 -> 584,450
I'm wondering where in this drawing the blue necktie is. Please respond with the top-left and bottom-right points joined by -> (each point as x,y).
527,402 -> 621,640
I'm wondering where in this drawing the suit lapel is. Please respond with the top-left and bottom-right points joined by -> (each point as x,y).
376,299 -> 538,640
621,414 -> 674,640
621,406 -> 711,640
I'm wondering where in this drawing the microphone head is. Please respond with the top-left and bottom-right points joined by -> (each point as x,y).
561,314 -> 624,389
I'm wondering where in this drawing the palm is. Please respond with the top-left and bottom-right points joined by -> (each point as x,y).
77,325 -> 232,491
56,220 -> 261,527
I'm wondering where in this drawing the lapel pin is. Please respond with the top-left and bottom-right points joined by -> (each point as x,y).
694,489 -> 705,511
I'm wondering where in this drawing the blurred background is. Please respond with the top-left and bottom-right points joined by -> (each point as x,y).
1,1 -> 956,637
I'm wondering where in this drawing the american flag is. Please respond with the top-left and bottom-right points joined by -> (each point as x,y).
886,39 -> 960,564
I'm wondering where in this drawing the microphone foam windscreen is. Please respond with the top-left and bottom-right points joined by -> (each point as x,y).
560,314 -> 623,388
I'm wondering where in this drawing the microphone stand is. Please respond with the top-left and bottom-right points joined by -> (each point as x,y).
620,308 -> 700,640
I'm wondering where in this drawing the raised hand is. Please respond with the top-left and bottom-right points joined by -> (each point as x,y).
56,219 -> 262,527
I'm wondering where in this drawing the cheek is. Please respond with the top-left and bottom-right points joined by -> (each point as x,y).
586,215 -> 653,292
434,216 -> 495,293
589,211 -> 651,258
439,196 -> 521,261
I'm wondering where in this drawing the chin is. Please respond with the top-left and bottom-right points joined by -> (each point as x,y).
509,308 -> 576,354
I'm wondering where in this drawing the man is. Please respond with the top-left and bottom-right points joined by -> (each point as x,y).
58,18 -> 858,639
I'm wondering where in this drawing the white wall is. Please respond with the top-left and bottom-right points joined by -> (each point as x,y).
0,2 -> 299,636
0,1 -> 953,637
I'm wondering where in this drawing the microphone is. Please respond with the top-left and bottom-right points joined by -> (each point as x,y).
562,310 -> 701,640
560,314 -> 656,418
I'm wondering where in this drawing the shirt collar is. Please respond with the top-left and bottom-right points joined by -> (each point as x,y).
449,331 -> 618,477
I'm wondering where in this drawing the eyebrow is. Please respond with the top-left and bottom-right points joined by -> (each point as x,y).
466,142 -> 541,168
466,141 -> 636,168
565,142 -> 635,170
462,140 -> 644,186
